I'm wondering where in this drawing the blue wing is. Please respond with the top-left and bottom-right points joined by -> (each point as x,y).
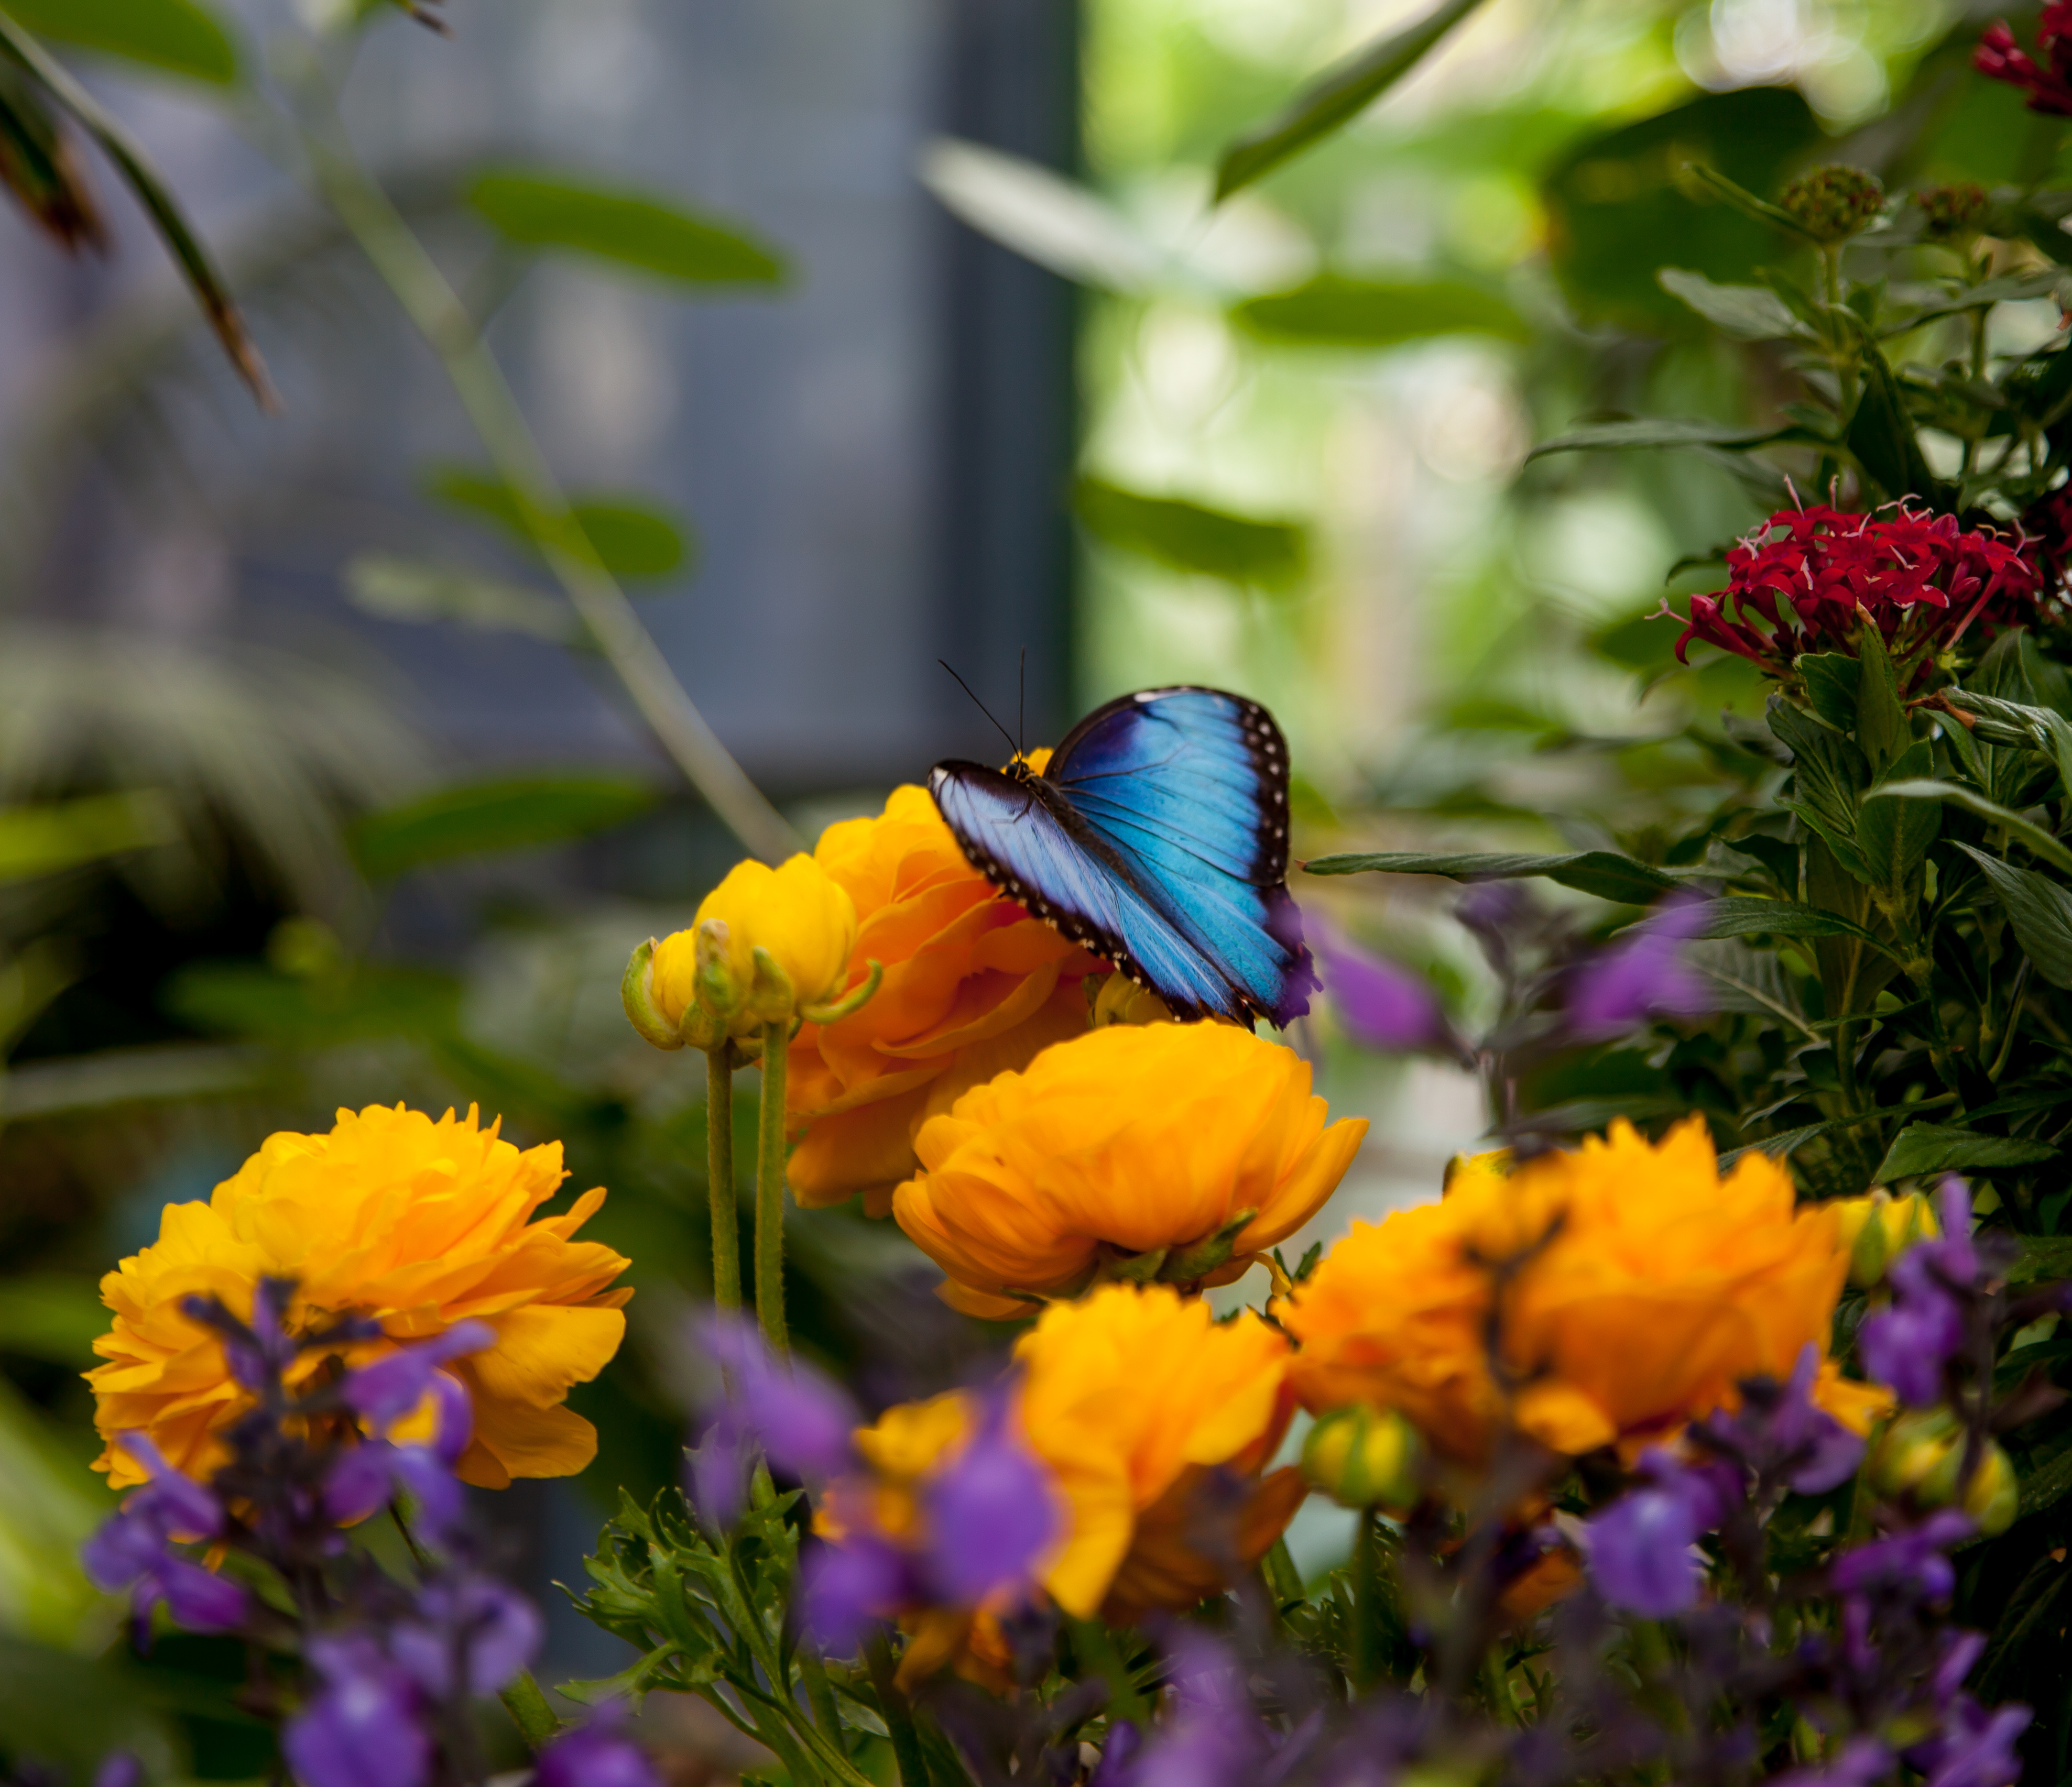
929,686 -> 1317,1027
929,763 -> 1254,1020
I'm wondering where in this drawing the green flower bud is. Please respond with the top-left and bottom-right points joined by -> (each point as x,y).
1868,1408 -> 1961,1499
1916,183 -> 1989,241
1302,1405 -> 1424,1512
1920,1437 -> 2020,1537
1780,163 -> 1885,244
1833,1188 -> 1939,1289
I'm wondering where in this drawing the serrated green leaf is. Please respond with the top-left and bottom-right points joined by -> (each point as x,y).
1955,842 -> 2072,989
1657,267 -> 1810,340
1874,1122 -> 2058,1181
1867,779 -> 2072,878
1687,896 -> 1890,948
1233,275 -> 1528,347
350,773 -> 659,880
424,467 -> 693,582
467,168 -> 786,286
1213,0 -> 1491,200
1301,849 -> 1682,905
1073,478 -> 1305,584
1880,270 -> 2063,336
2,0 -> 238,84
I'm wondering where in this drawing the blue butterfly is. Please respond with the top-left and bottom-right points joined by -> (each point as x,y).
928,686 -> 1317,1027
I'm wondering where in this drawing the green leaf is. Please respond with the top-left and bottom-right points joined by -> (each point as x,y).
1955,843 -> 2072,989
343,554 -> 579,643
1213,0 -> 1491,201
1526,417 -> 1795,461
1847,325 -> 1947,505
423,467 -> 693,582
166,962 -> 462,1046
1867,780 -> 2072,878
2010,1235 -> 2072,1288
0,0 -> 238,84
0,792 -> 175,884
1541,86 -> 1820,333
1301,849 -> 1682,905
1880,270 -> 2065,336
1687,896 -> 1889,948
1874,1122 -> 2059,1181
1072,478 -> 1306,585
1677,161 -> 1822,240
467,168 -> 786,287
350,772 -> 660,879
1232,275 -> 1528,348
1853,622 -> 1908,774
1855,745 -> 1942,896
0,60 -> 100,247
1797,653 -> 1861,733
1769,697 -> 1870,881
0,1275 -> 107,1366
917,138 -> 1162,293
1656,268 -> 1810,341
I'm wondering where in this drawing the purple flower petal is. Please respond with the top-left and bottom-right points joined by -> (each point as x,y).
92,1753 -> 145,1787
696,1313 -> 856,1484
155,1558 -> 249,1634
283,1664 -> 432,1787
342,1323 -> 495,1433
324,1443 -> 403,1529
1569,893 -> 1713,1038
1583,1484 -> 1706,1617
113,1434 -> 226,1540
800,1534 -> 909,1656
536,1722 -> 663,1787
921,1396 -> 1059,1605
1315,928 -> 1448,1054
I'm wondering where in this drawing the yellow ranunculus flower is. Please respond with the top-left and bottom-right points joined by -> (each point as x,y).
786,776 -> 1106,1212
825,1283 -> 1301,1676
1283,1117 -> 1858,1465
651,853 -> 859,1040
891,1021 -> 1367,1318
88,1104 -> 632,1491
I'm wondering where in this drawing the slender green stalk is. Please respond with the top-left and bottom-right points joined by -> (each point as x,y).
280,75 -> 797,864
864,1628 -> 930,1787
1352,1509 -> 1382,1690
756,1019 -> 789,1357
498,1672 -> 562,1750
799,1640 -> 843,1747
707,1040 -> 742,1311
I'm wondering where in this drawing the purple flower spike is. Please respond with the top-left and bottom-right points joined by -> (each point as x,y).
283,1646 -> 432,1787
921,1394 -> 1060,1605
1314,925 -> 1451,1055
391,1573 -> 541,1697
1913,1695 -> 2032,1787
1831,1510 -> 1974,1602
1569,893 -> 1713,1038
1584,1483 -> 1707,1617
801,1533 -> 910,1655
697,1313 -> 857,1484
114,1434 -> 227,1540
536,1714 -> 663,1787
342,1322 -> 495,1434
1699,1345 -> 1863,1494
1769,1735 -> 1895,1787
1127,1631 -> 1261,1787
154,1556 -> 250,1633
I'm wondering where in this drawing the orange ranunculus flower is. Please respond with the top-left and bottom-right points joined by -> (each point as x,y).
786,773 -> 1107,1213
823,1283 -> 1301,1678
88,1104 -> 632,1492
891,1021 -> 1367,1319
1283,1117 -> 1861,1465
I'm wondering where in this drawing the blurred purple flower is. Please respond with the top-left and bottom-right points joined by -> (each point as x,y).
341,1322 -> 494,1435
536,1709 -> 663,1787
283,1640 -> 432,1787
391,1572 -> 541,1698
323,1431 -> 466,1541
1569,893 -> 1713,1038
1768,1736 -> 1894,1787
1831,1510 -> 1973,1603
1697,1344 -> 1864,1494
1913,1695 -> 2032,1787
82,1434 -> 248,1639
1934,1631 -> 1987,1707
214,1277 -> 299,1392
1861,1180 -> 1977,1407
1113,1631 -> 1262,1787
1314,926 -> 1451,1054
800,1532 -> 910,1654
1583,1449 -> 1732,1618
92,1755 -> 145,1787
689,1312 -> 858,1526
921,1392 -> 1061,1605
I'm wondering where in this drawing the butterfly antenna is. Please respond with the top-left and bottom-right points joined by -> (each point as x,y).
1018,645 -> 1027,755
937,660 -> 1020,759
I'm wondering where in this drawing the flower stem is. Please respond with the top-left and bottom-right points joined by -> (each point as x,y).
707,1041 -> 742,1312
498,1671 -> 562,1751
756,1019 -> 790,1357
864,1627 -> 930,1787
1352,1508 -> 1383,1690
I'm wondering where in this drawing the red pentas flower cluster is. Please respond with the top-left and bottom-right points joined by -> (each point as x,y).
1670,503 -> 2040,685
1977,4 -> 2072,115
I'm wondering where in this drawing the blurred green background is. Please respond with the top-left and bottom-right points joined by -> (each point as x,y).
0,0 -> 2054,1775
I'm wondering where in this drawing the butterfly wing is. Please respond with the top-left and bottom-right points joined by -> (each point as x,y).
928,762 -> 1256,1021
1046,687 -> 1315,1025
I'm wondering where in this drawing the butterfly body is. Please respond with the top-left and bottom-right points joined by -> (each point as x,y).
929,686 -> 1316,1026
